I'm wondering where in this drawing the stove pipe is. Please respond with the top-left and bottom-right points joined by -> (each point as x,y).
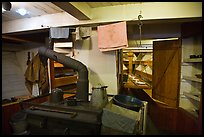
38,47 -> 89,102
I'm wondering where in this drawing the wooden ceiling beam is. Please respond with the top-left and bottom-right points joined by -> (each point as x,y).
52,2 -> 91,20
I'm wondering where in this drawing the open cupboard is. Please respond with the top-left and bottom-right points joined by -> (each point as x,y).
122,39 -> 181,107
121,21 -> 202,134
122,47 -> 153,90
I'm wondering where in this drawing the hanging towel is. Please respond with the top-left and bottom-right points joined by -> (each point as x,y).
50,27 -> 69,39
97,21 -> 128,52
75,27 -> 92,41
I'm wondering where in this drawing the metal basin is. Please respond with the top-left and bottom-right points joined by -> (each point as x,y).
112,94 -> 143,112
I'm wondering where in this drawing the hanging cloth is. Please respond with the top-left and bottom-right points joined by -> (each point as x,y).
49,27 -> 69,39
24,53 -> 49,96
97,21 -> 128,52
75,27 -> 92,41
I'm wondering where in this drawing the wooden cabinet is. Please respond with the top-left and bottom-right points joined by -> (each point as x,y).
122,48 -> 153,90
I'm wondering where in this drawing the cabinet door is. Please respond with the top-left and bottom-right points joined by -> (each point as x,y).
152,39 -> 181,108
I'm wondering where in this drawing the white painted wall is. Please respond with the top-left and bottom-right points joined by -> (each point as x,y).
91,2 -> 202,22
2,52 -> 29,99
74,30 -> 118,95
16,48 -> 39,74
2,48 -> 40,99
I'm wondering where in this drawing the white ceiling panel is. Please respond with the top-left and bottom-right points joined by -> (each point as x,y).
2,2 -> 64,22
2,2 -> 142,22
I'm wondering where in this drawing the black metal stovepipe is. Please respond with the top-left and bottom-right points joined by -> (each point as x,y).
38,46 -> 89,102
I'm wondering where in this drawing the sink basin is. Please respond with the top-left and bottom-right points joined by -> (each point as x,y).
112,94 -> 143,112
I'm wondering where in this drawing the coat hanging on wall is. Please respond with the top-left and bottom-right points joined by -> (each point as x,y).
24,53 -> 49,96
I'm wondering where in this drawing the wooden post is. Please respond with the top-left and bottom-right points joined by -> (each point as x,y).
127,52 -> 134,75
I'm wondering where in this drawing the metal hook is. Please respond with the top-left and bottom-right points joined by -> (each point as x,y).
138,14 -> 143,21
138,13 -> 143,47
138,14 -> 143,26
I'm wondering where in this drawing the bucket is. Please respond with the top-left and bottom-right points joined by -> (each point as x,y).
10,111 -> 28,134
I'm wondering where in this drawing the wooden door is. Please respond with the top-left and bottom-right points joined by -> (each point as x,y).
152,39 -> 181,108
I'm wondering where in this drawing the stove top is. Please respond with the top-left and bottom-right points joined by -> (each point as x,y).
22,100 -> 103,125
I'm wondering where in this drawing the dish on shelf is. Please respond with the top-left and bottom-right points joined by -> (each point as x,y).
141,53 -> 152,61
123,64 -> 128,70
135,64 -> 144,71
133,54 -> 137,61
195,74 -> 202,79
136,81 -> 146,85
143,66 -> 152,74
136,53 -> 145,61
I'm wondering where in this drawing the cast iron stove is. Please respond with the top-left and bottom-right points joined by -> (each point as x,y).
21,99 -> 102,135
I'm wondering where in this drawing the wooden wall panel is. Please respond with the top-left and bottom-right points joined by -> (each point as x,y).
148,102 -> 178,133
2,103 -> 22,135
176,108 -> 200,135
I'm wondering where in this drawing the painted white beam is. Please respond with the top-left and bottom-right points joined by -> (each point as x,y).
2,2 -> 202,34
52,2 -> 92,20
69,2 -> 92,20
2,12 -> 79,34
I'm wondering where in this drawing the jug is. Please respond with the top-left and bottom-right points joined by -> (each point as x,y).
90,85 -> 108,108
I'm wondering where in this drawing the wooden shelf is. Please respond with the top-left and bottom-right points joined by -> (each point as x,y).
55,75 -> 77,87
135,60 -> 152,66
183,75 -> 202,83
123,60 -> 152,66
123,49 -> 153,53
135,70 -> 152,81
124,82 -> 150,89
183,92 -> 200,102
54,62 -> 64,67
183,58 -> 202,63
123,81 -> 151,89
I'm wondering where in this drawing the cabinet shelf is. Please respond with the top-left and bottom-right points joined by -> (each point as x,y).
135,70 -> 152,81
123,60 -> 152,66
123,49 -> 153,53
123,81 -> 151,89
183,58 -> 202,63
54,62 -> 64,67
54,75 -> 77,88
182,75 -> 202,83
183,92 -> 200,102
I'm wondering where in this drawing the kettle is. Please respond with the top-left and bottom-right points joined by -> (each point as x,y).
50,88 -> 64,103
90,85 -> 108,108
